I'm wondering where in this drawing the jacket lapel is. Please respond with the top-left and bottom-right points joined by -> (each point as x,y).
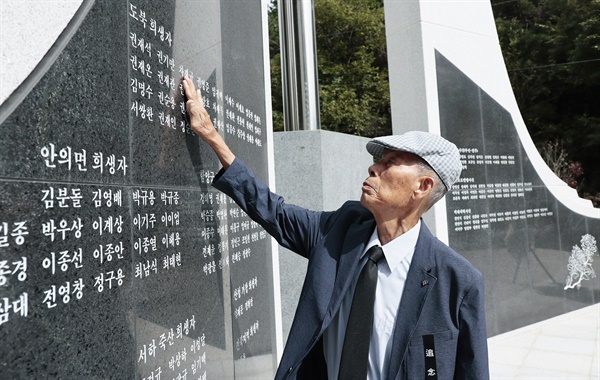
387,222 -> 438,380
320,219 -> 376,332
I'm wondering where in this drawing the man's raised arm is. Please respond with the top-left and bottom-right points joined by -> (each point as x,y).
182,76 -> 235,169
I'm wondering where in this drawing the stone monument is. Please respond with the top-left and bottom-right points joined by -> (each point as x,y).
0,1 -> 279,378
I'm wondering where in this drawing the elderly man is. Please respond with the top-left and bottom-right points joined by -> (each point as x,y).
182,77 -> 489,380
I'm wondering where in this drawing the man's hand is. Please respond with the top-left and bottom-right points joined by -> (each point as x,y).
182,76 -> 217,142
182,76 -> 235,169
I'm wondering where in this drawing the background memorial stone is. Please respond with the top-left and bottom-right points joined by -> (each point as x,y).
437,51 -> 600,337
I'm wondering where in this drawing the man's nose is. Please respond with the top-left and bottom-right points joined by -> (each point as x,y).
368,163 -> 378,177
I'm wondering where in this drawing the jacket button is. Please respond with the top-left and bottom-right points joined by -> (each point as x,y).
288,366 -> 293,373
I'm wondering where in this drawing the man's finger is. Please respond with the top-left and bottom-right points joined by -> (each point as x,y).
186,99 -> 195,111
182,76 -> 196,99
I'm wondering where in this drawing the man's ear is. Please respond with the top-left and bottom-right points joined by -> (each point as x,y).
414,176 -> 434,198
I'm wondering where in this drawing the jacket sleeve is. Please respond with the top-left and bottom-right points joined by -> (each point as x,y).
212,158 -> 331,258
454,274 -> 490,379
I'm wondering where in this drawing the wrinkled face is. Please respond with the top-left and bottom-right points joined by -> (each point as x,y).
360,149 -> 426,218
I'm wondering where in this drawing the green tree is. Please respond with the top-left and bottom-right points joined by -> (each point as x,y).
491,0 -> 600,197
269,0 -> 391,137
268,2 -> 285,133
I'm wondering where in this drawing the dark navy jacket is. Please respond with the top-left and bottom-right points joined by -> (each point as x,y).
213,158 -> 489,380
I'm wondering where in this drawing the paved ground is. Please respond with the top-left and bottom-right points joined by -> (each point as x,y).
488,303 -> 600,379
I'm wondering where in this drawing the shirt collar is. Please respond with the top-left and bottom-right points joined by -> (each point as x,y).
364,219 -> 421,272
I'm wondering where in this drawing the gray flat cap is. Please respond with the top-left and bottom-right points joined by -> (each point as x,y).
366,131 -> 462,190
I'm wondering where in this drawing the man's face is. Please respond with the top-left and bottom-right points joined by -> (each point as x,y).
360,149 -> 425,218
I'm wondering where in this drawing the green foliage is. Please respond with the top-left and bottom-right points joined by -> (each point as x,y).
491,0 -> 600,194
268,4 -> 285,132
268,0 -> 391,137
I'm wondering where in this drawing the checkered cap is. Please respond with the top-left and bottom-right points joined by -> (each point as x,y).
366,131 -> 462,190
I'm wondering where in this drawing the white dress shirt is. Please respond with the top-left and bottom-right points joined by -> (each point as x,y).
323,220 -> 420,380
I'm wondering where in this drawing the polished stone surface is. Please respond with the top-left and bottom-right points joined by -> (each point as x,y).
437,51 -> 600,337
0,1 -> 275,378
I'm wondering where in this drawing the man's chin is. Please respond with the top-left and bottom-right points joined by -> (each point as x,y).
359,195 -> 372,210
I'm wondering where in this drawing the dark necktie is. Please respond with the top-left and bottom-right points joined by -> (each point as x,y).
338,245 -> 384,380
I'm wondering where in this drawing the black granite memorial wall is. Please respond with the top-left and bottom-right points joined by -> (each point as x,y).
436,51 -> 600,337
0,1 -> 276,378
